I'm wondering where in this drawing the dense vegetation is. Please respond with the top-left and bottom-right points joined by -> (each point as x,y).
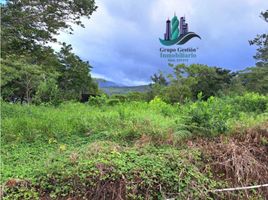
1,93 -> 268,199
0,1 -> 267,105
0,0 -> 268,199
1,0 -> 98,103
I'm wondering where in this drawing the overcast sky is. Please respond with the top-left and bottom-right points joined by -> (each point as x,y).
54,0 -> 267,85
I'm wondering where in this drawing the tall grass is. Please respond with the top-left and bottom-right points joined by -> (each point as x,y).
2,92 -> 267,144
1,92 -> 268,199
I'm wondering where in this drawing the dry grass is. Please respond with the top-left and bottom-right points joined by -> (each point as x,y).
195,122 -> 268,199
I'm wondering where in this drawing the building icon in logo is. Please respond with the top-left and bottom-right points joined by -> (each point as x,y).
160,14 -> 201,46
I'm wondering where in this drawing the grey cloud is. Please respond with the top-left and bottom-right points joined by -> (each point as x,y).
55,0 -> 267,85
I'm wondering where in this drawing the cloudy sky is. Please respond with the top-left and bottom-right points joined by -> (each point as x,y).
55,0 -> 267,86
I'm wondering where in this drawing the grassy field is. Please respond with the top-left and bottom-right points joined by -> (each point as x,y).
1,93 -> 268,199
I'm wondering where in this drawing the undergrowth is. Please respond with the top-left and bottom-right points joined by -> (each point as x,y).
1,92 -> 268,199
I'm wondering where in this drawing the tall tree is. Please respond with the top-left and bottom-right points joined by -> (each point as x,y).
151,72 -> 168,86
1,0 -> 99,103
249,10 -> 268,66
1,0 -> 97,57
239,66 -> 268,93
57,43 -> 97,100
239,10 -> 268,94
1,56 -> 55,103
149,64 -> 236,103
187,65 -> 235,99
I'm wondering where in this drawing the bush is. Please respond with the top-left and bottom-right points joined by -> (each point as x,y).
3,145 -> 220,199
228,92 -> 267,113
107,98 -> 120,106
125,92 -> 149,102
2,93 -> 268,199
111,94 -> 127,102
87,94 -> 108,106
33,78 -> 61,105
185,96 -> 232,135
184,93 -> 268,136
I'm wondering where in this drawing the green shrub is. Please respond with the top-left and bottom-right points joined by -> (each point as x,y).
107,98 -> 120,106
228,92 -> 267,113
33,78 -> 61,105
2,93 -> 267,199
3,145 -> 220,199
87,94 -> 108,106
111,94 -> 127,102
184,93 -> 268,136
125,92 -> 149,102
185,96 -> 232,135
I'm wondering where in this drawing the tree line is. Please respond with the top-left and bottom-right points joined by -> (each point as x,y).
1,0 -> 98,104
0,1 -> 267,105
145,10 -> 267,103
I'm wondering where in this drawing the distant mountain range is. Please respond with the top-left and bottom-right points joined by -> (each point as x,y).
94,78 -> 150,95
94,78 -> 125,88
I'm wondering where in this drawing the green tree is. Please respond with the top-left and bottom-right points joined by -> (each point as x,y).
0,1 -> 99,103
151,72 -> 168,86
1,57 -> 54,103
165,64 -> 194,103
149,64 -> 236,103
239,10 -> 268,94
186,64 -> 235,100
33,77 -> 61,105
57,43 -> 97,100
239,66 -> 268,93
1,0 -> 97,57
249,10 -> 268,66
148,71 -> 168,101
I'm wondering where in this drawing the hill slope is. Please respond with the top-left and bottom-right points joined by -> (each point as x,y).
94,78 -> 150,95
